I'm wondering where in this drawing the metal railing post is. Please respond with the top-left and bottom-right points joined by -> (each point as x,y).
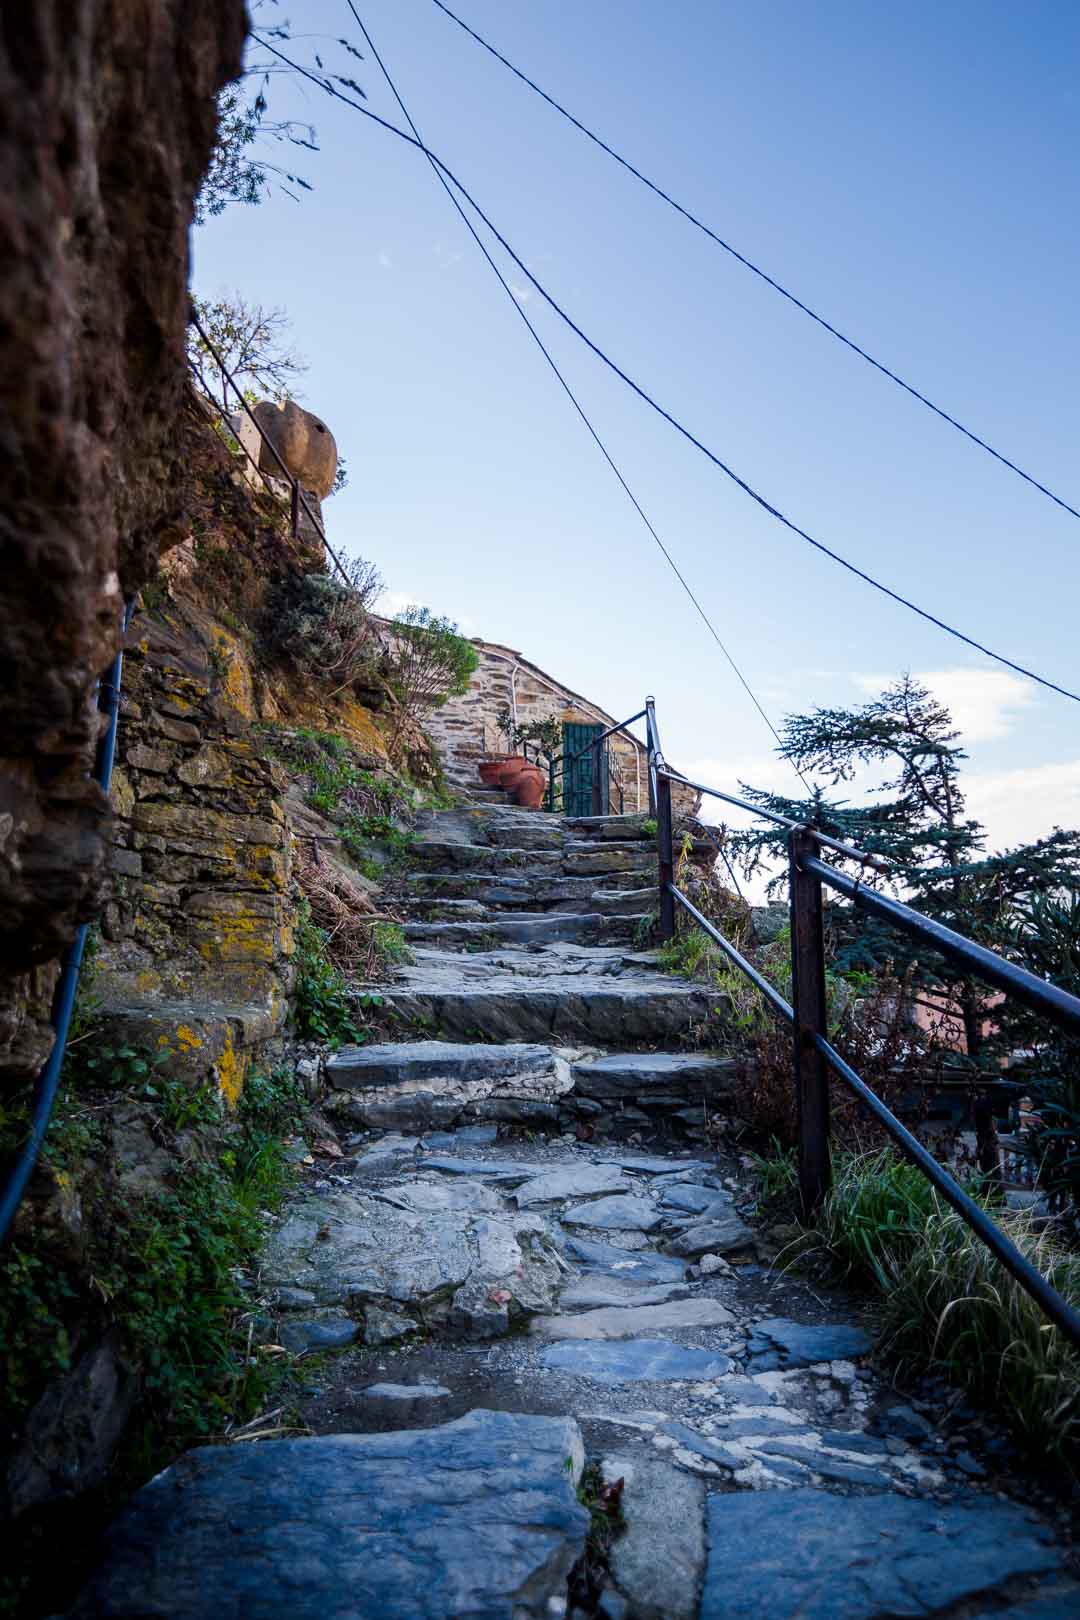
656,764 -> 676,942
289,479 -> 300,540
590,741 -> 603,816
547,756 -> 556,812
789,829 -> 831,1218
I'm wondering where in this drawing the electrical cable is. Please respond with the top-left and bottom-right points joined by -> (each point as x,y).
256,34 -> 1080,708
428,0 -> 1080,526
342,2 -> 807,789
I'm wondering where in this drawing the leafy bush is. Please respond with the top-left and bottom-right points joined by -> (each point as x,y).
267,558 -> 383,692
387,605 -> 478,715
291,902 -> 365,1044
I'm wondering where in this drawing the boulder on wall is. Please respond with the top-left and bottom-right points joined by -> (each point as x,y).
0,0 -> 246,1087
253,399 -> 339,499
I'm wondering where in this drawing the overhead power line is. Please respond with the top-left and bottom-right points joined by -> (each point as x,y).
256,34 -> 1080,708
342,2 -> 806,786
428,0 -> 1080,526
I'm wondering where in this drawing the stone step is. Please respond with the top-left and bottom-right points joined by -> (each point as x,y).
69,1411 -> 589,1620
563,812 -> 653,842
402,912 -> 647,949
325,1039 -> 566,1131
399,888 -> 652,923
571,1051 -> 739,1104
404,871 -> 651,909
409,840 -> 655,878
383,951 -> 720,1045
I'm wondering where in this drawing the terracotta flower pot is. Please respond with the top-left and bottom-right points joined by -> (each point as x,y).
491,754 -> 529,788
479,756 -> 516,786
510,764 -> 546,810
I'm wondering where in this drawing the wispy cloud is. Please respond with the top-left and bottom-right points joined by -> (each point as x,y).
377,250 -> 393,269
966,758 -> 1080,851
509,282 -> 532,306
854,667 -> 1036,744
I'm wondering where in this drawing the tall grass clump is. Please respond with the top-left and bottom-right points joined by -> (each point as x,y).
804,1149 -> 1080,1466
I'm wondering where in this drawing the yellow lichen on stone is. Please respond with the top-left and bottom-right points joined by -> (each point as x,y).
209,624 -> 256,721
111,766 -> 135,818
216,1028 -> 246,1111
175,1024 -> 203,1052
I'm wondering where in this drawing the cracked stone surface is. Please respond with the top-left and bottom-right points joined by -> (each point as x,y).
70,1412 -> 590,1620
700,1490 -> 1061,1620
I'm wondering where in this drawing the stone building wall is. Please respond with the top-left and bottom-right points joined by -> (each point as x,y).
426,640 -> 700,818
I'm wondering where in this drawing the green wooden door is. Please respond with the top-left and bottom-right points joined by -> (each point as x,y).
563,722 -> 609,817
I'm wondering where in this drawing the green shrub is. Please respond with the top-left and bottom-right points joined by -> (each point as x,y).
292,902 -> 364,1045
266,558 -> 383,692
769,1146 -> 1080,1466
387,605 -> 478,715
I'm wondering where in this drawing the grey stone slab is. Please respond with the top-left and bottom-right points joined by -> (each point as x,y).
820,1428 -> 892,1457
757,1443 -> 892,1488
710,1417 -> 816,1441
572,1052 -> 737,1099
328,1040 -> 555,1092
562,1195 -> 663,1231
262,1189 -> 562,1329
701,1490 -> 1061,1620
530,1297 -> 734,1341
375,1178 -> 504,1214
660,1183 -> 734,1216
360,1381 -> 451,1402
558,1278 -> 691,1311
542,1338 -> 734,1386
71,1411 -> 590,1620
746,1317 -> 872,1370
277,1317 -> 359,1354
661,1420 -> 742,1469
513,1164 -> 631,1207
455,1125 -> 500,1146
605,1154 -> 710,1175
604,1451 -> 706,1620
665,1216 -> 755,1258
421,1156 -> 535,1182
565,1236 -> 687,1283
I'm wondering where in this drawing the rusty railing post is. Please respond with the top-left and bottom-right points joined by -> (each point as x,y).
789,829 -> 831,1218
655,763 -> 676,942
289,478 -> 300,540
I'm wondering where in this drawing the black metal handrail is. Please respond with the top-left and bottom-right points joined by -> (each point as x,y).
0,599 -> 135,1247
632,697 -> 1080,1349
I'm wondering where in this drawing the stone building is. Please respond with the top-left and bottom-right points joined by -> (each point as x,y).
426,638 -> 699,818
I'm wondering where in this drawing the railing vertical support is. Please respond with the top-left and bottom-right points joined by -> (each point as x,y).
547,756 -> 556,813
789,829 -> 831,1219
590,742 -> 603,816
289,479 -> 300,540
656,765 -> 676,942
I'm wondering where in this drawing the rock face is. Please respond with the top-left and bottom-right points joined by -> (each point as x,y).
71,1411 -> 590,1620
262,1184 -> 565,1340
0,0 -> 246,1087
253,399 -> 338,499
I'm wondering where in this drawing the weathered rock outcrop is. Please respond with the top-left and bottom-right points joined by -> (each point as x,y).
252,398 -> 339,499
0,0 -> 247,1088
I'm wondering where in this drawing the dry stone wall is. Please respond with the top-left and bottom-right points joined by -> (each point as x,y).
97,608 -> 295,1102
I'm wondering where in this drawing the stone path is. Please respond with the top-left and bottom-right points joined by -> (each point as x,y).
70,803 -> 1079,1618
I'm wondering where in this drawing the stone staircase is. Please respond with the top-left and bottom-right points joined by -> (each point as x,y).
68,802 -> 1078,1619
380,804 -> 722,1059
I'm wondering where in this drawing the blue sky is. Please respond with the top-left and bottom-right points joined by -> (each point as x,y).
194,0 -> 1080,853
